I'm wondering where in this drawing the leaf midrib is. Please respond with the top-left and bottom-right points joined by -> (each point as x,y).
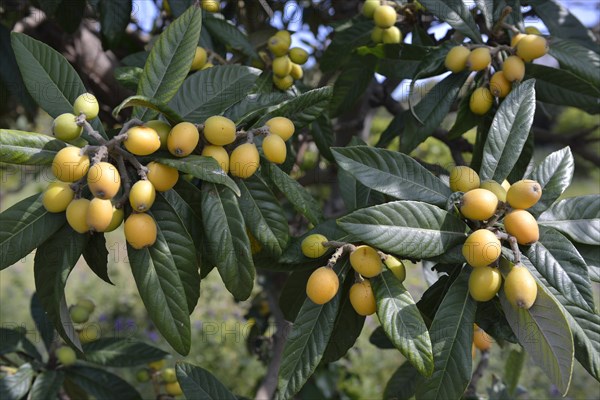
0,207 -> 49,247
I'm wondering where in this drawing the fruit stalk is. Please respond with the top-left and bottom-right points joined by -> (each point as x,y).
495,230 -> 521,264
75,114 -> 107,145
325,243 -> 356,268
114,146 -> 148,179
114,154 -> 132,208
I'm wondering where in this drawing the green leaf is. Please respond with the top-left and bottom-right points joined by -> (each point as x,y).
203,15 -> 258,59
310,115 -> 335,162
332,146 -> 452,208
338,201 -> 467,259
224,92 -> 290,126
134,5 -> 202,120
498,261 -> 574,395
279,269 -> 312,322
65,366 -> 141,400
575,244 -> 600,283
10,33 -> 106,138
99,0 -> 132,48
506,130 -> 534,184
479,80 -> 536,182
416,267 -> 476,400
549,38 -> 600,87
262,163 -> 323,226
0,23 -> 36,114
277,259 -> 350,400
330,56 -> 375,117
82,338 -> 168,367
127,210 -> 191,355
255,87 -> 333,130
83,233 -> 112,284
278,220 -> 346,266
0,328 -> 42,361
30,292 -> 56,351
121,51 -> 149,68
237,175 -> 289,258
448,85 -> 482,139
369,326 -> 395,349
321,18 -> 374,72
200,183 -> 255,300
0,129 -> 65,165
384,362 -> 421,400
418,0 -> 482,43
524,226 -> 595,312
0,363 -> 35,400
113,95 -> 184,124
114,66 -> 143,91
338,166 -> 386,212
504,349 -> 526,396
538,195 -> 600,245
34,225 -> 87,351
30,370 -> 65,400
527,147 -> 574,217
475,0 -> 494,30
156,156 -> 240,196
372,44 -> 430,81
525,64 -> 600,114
176,362 -> 236,400
169,65 -> 260,122
373,270 -> 434,376
402,71 -> 470,153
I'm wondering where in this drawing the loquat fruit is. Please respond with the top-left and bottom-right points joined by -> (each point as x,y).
145,120 -> 171,150
201,145 -> 230,172
480,180 -> 507,202
384,255 -> 405,283
382,26 -> 402,44
272,56 -> 293,78
460,188 -> 498,221
504,209 -> 539,245
87,197 -> 114,232
147,162 -> 179,192
229,143 -> 260,179
105,206 -> 124,232
53,113 -> 82,141
449,166 -> 480,193
129,180 -> 156,212
306,266 -> 339,305
73,93 -> 99,120
56,346 -> 77,366
265,117 -> 295,141
349,280 -> 377,316
203,116 -> 236,146
273,75 -> 294,90
191,47 -> 208,71
373,5 -> 397,29
66,198 -> 91,234
124,126 -> 161,156
52,147 -> 90,182
350,245 -> 383,278
504,265 -> 537,309
462,229 -> 501,268
124,213 -> 157,249
289,48 -> 309,65
516,34 -> 548,62
490,71 -> 512,98
168,122 -> 199,157
468,266 -> 502,302
506,179 -> 542,209
87,162 -> 121,200
469,87 -> 494,115
262,134 -> 287,164
502,56 -> 525,82
301,234 -> 328,258
467,47 -> 491,71
43,181 -> 75,213
445,46 -> 470,73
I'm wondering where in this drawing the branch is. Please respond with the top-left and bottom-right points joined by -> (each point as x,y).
465,349 -> 490,397
76,114 -> 107,145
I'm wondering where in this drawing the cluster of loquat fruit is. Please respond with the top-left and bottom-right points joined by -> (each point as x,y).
266,30 -> 309,90
300,234 -> 406,316
445,29 -> 548,115
43,92 -> 296,251
450,166 -> 542,309
190,46 -> 215,71
363,0 -> 403,44
137,360 -> 183,397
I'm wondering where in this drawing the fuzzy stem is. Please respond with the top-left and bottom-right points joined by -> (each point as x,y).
114,147 -> 147,179
76,114 -> 106,145
325,244 -> 356,269
114,155 -> 132,208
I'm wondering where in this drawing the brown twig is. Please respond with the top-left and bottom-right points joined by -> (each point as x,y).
114,147 -> 147,179
76,114 -> 106,145
465,349 -> 490,397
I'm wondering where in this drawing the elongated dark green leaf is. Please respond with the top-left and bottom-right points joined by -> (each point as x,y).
384,362 -> 421,400
418,0 -> 482,43
224,92 -> 290,126
0,129 -> 65,165
0,328 -> 42,361
0,363 -> 34,400
30,292 -> 55,351
169,65 -> 260,122
176,362 -> 236,400
332,146 -> 452,207
576,244 -> 600,283
506,130 -> 534,184
527,147 -> 574,217
504,349 -> 526,396
10,32 -> 105,138
373,270 -> 433,376
156,156 -> 240,196
83,233 -> 112,284
237,175 -> 289,258
121,51 -> 149,68
549,38 -> 600,87
34,225 -> 87,351
321,18 -> 374,72
416,268 -> 476,400
30,370 -> 64,400
277,260 -> 350,400
359,43 -> 430,81
525,64 -> 600,114
113,95 -> 184,124
200,183 -> 255,300
402,71 -> 470,153
127,210 -> 191,355
66,366 -> 141,400
262,163 -> 323,226
338,167 -> 386,212
310,115 -> 335,162
479,80 -> 536,182
338,201 -> 467,259
134,5 -> 202,120
330,56 -> 375,117
475,0 -> 494,30
524,226 -> 594,312
203,16 -> 258,59
99,0 -> 132,48
82,338 -> 168,366
538,195 -> 600,245
114,66 -> 143,90
279,269 -> 312,322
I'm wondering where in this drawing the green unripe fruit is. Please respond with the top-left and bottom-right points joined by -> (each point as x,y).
87,197 -> 114,232
136,369 -> 151,383
384,255 -> 405,283
445,46 -> 470,73
289,48 -> 309,65
148,360 -> 166,370
273,75 -> 294,90
301,234 -> 328,258
449,166 -> 480,192
53,113 -> 82,141
201,145 -> 230,172
490,71 -> 511,98
516,34 -> 548,62
168,122 -> 199,157
191,47 -> 208,70
265,117 -> 295,141
87,162 -> 121,200
504,209 -> 539,245
267,36 -> 290,57
229,143 -> 260,179
203,116 -> 236,146
129,180 -> 156,212
349,280 -> 376,316
362,0 -> 379,18
165,382 -> 183,396
350,245 -> 383,278
124,126 -> 161,156
56,346 -> 77,366
124,213 -> 157,249
272,56 -> 293,78
502,56 -> 525,82
162,368 -> 177,383
506,179 -> 542,209
460,188 -> 498,221
201,0 -> 219,13
371,27 -> 384,43
290,63 -> 303,80
147,162 -> 179,192
468,266 -> 502,302
77,298 -> 96,313
105,206 -> 124,232
73,93 -> 99,120
382,26 -> 402,44
462,229 -> 501,268
306,266 -> 339,305
70,305 -> 90,323
145,120 -> 171,150
469,87 -> 493,115
480,180 -> 507,202
525,26 -> 542,35
43,182 -> 75,213
504,265 -> 537,309
66,198 -> 91,234
467,47 -> 491,71
373,5 -> 397,29
275,30 -> 292,44
52,147 -> 90,182
262,134 -> 287,164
